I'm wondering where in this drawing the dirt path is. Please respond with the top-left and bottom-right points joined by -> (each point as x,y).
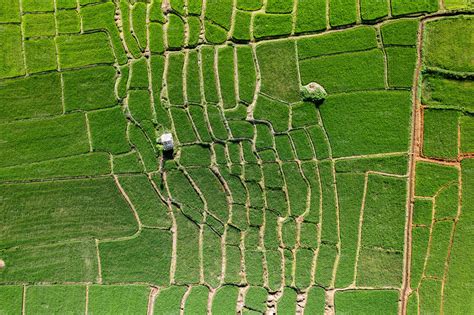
400,15 -> 426,314
401,12 -> 469,314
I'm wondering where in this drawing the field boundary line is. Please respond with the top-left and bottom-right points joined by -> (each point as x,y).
147,286 -> 160,315
352,172 -> 369,287
95,239 -> 103,284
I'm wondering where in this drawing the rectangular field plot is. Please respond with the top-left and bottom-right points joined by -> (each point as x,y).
0,240 -> 97,282
88,285 -> 150,314
0,153 -> 111,182
421,74 -> 474,113
0,178 -> 137,248
0,286 -> 23,314
423,15 -> 474,73
57,32 -> 115,69
335,290 -> 399,314
0,113 -> 89,168
63,66 -> 118,111
256,39 -> 300,102
299,49 -> 385,93
99,229 -> 171,285
443,160 -> 474,313
319,91 -> 411,157
422,109 -> 459,160
297,26 -> 378,59
0,72 -> 62,122
0,24 -> 25,79
25,285 -> 86,314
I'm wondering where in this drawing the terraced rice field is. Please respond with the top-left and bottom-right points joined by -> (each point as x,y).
0,0 -> 473,314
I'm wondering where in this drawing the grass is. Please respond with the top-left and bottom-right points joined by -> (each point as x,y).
253,13 -> 293,39
391,0 -> 438,16
100,229 -> 172,285
1,1 -> 472,313
299,49 -> 385,93
88,107 -> 130,154
276,287 -> 297,313
201,46 -> 220,104
218,46 -> 238,109
0,153 -> 111,182
415,161 -> 458,196
22,13 -> 55,37
154,286 -> 187,314
295,0 -> 326,33
57,9 -> 80,34
183,286 -> 209,314
319,91 -> 411,157
63,66 -> 117,111
25,285 -> 85,314
167,52 -> 185,105
381,19 -> 419,46
24,38 -> 57,73
168,14 -> 185,49
1,178 -> 137,248
335,290 -> 399,314
423,109 -> 459,160
206,0 -> 233,30
175,211 -> 201,284
233,10 -> 252,41
460,115 -> 474,153
237,46 -> 257,104
0,0 -> 20,23
81,2 -> 128,64
329,0 -> 358,27
254,95 -> 290,132
0,286 -> 22,314
424,15 -> 474,72
212,285 -> 239,315
295,249 -> 314,288
386,47 -> 417,88
0,240 -> 97,282
410,227 -> 430,289
88,285 -> 150,314
0,72 -> 61,122
297,26 -> 377,59
117,175 -> 171,228
335,173 -> 365,287
422,74 -> 474,112
57,32 -> 115,69
360,0 -> 389,21
443,159 -> 474,313
0,24 -> 25,78
0,113 -> 89,167
424,221 -> 452,277
361,174 -> 406,251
